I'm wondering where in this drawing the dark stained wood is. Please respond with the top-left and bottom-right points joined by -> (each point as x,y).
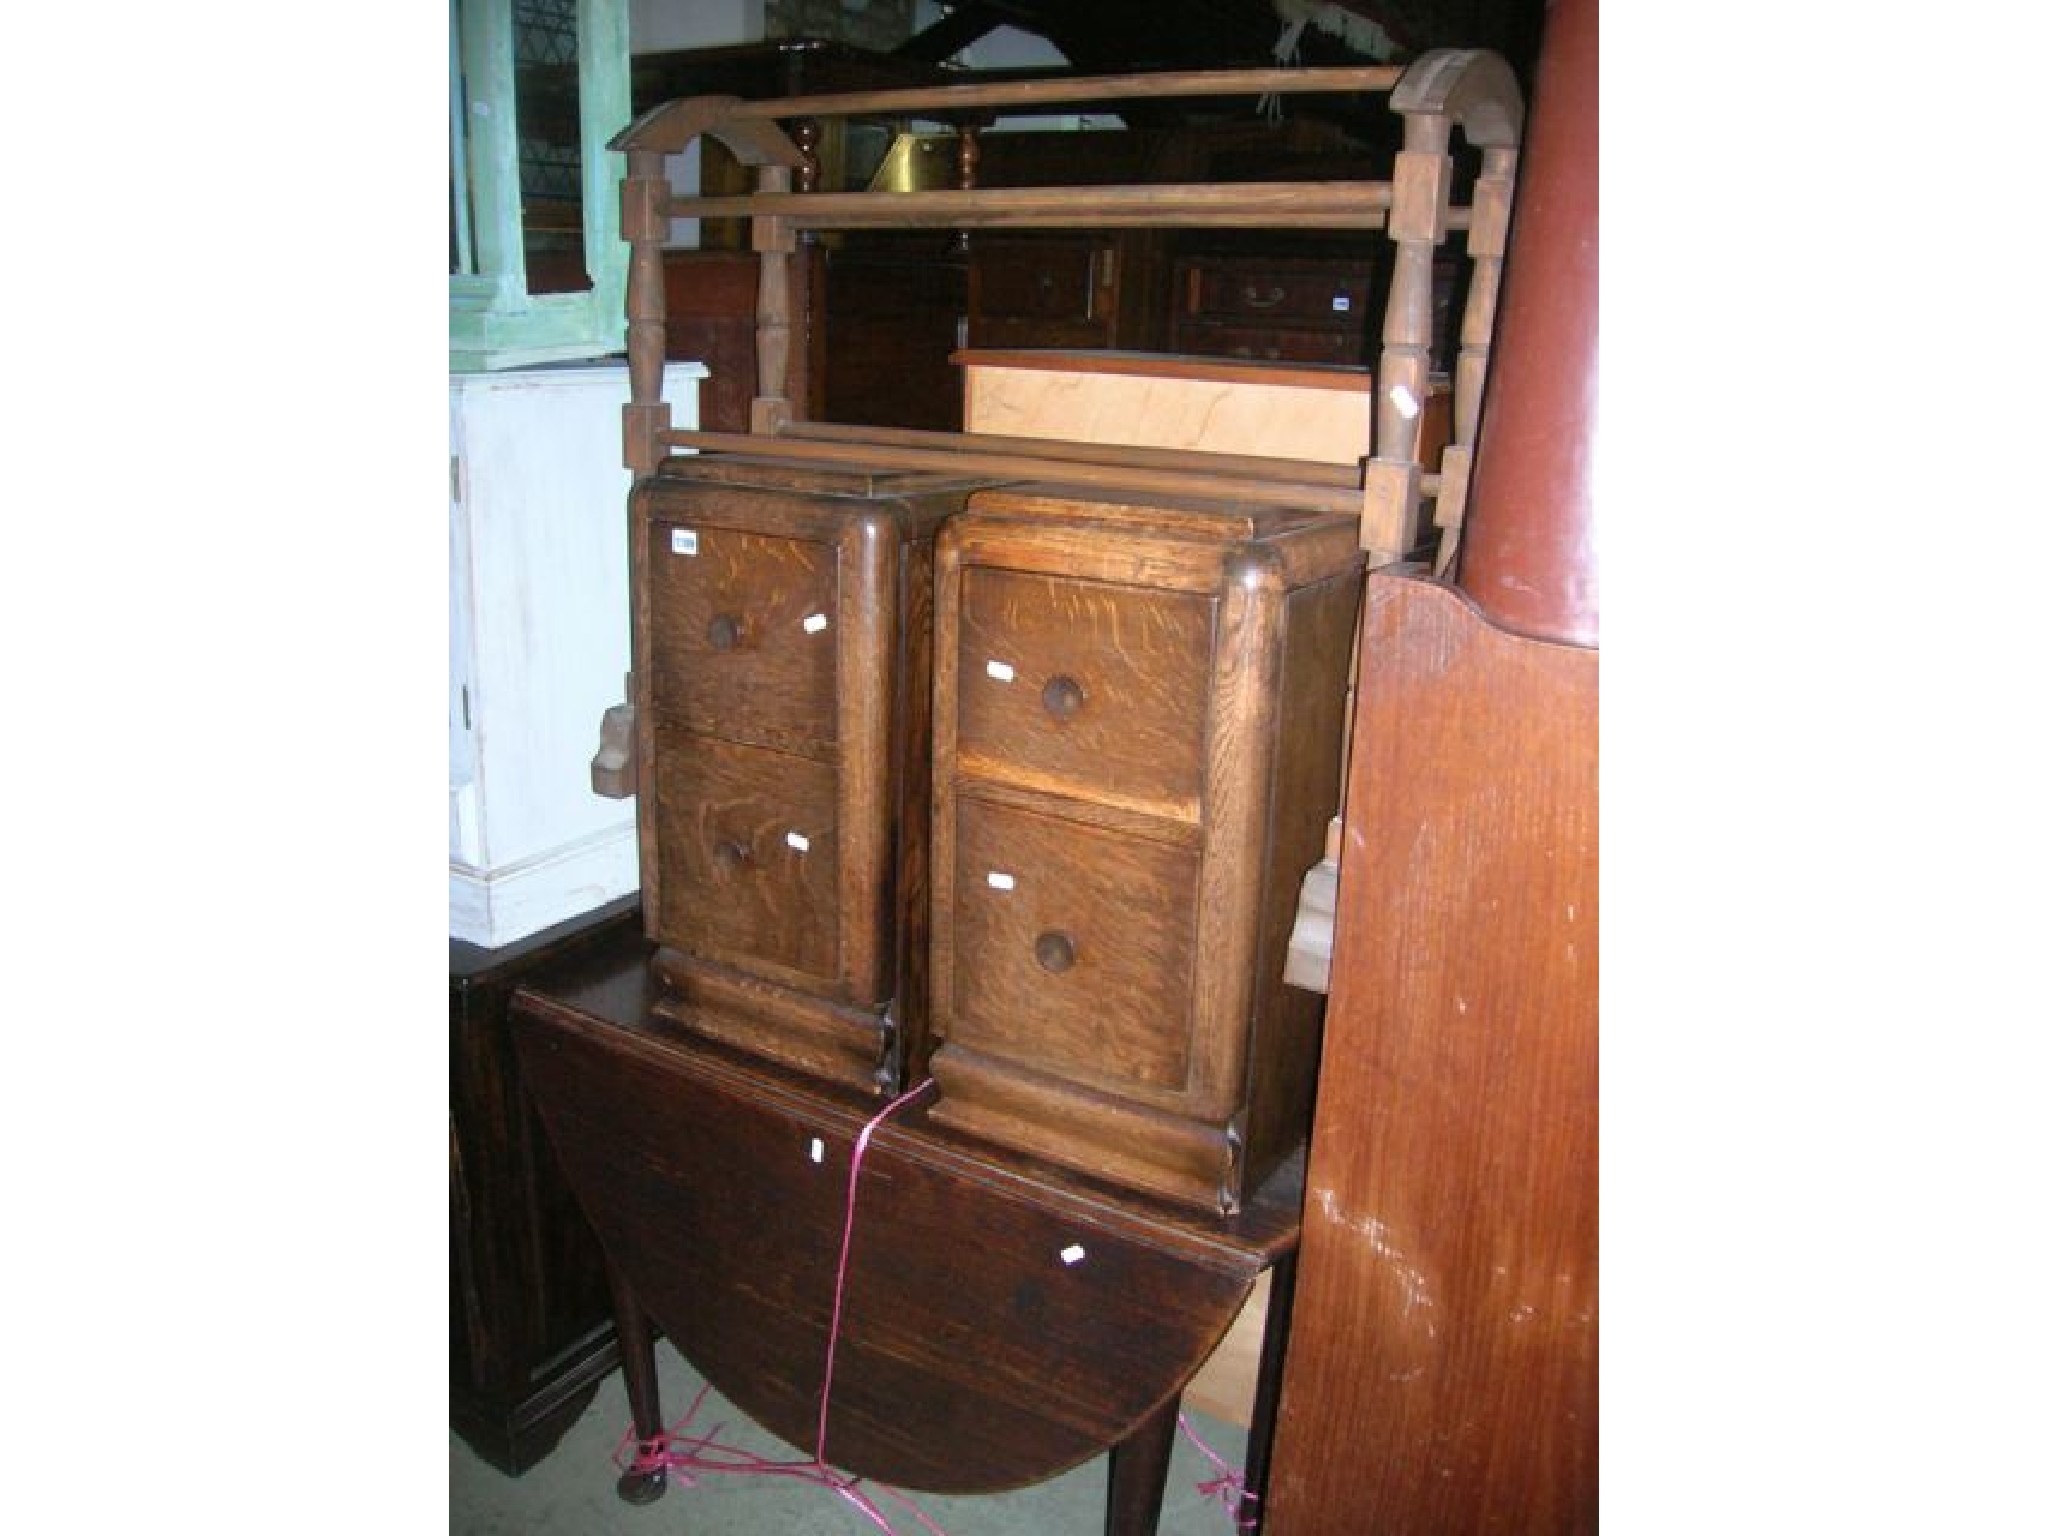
926,488 -> 1362,1212
661,248 -> 822,433
1264,572 -> 1598,1533
448,897 -> 643,1474
818,236 -> 967,432
1105,1397 -> 1181,1536
508,939 -> 1303,1500
607,1268 -> 669,1505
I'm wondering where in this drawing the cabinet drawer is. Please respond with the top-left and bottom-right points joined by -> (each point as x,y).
953,564 -> 1213,820
647,521 -> 838,757
1170,319 -> 1364,367
652,729 -> 839,984
947,797 -> 1198,1093
1179,258 -> 1371,325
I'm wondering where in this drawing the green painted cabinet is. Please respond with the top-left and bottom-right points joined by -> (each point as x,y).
450,0 -> 629,370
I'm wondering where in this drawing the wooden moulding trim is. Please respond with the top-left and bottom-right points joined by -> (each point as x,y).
926,1041 -> 1238,1212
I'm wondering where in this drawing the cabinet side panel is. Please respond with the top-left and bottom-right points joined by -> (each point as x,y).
1239,568 -> 1363,1197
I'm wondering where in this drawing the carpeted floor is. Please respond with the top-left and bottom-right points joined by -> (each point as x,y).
451,1340 -> 1253,1535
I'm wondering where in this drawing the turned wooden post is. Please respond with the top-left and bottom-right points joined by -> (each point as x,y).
791,117 -> 822,191
951,119 -> 985,254
1434,140 -> 1520,574
751,164 -> 796,436
1362,108 -> 1450,563
621,147 -> 672,479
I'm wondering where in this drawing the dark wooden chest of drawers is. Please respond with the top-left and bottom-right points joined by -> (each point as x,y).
925,485 -> 1365,1212
1170,253 -> 1375,366
630,455 -> 993,1093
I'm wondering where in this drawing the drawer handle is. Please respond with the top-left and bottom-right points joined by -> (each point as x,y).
1241,284 -> 1286,308
707,613 -> 742,651
712,838 -> 752,872
1041,674 -> 1086,720
1034,930 -> 1077,974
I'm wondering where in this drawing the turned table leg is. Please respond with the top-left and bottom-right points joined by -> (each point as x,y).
608,1266 -> 668,1505
1105,1392 -> 1180,1536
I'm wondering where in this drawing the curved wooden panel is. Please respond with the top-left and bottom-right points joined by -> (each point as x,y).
512,951 -> 1285,1495
1266,572 -> 1597,1533
1459,0 -> 1600,646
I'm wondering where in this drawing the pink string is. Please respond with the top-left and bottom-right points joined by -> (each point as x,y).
1178,1410 -> 1261,1532
817,1077 -> 938,1468
612,1077 -> 948,1536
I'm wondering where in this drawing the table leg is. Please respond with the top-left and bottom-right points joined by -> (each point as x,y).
1238,1247 -> 1300,1536
608,1266 -> 668,1505
1105,1392 -> 1179,1536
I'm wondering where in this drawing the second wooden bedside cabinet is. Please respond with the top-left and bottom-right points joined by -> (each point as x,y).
925,485 -> 1366,1213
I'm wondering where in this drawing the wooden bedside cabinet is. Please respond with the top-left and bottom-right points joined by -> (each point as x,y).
925,485 -> 1365,1213
631,455 -> 993,1094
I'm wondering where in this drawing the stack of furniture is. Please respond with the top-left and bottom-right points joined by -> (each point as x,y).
513,51 -> 1523,1534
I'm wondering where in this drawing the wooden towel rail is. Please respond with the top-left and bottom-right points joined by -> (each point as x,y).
612,53 -> 1522,564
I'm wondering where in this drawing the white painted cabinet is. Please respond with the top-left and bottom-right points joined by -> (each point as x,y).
449,358 -> 704,947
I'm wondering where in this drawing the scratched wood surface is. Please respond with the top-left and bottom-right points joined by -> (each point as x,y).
1265,572 -> 1598,1533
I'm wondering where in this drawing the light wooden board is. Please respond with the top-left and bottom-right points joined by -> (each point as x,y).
960,351 -> 1375,466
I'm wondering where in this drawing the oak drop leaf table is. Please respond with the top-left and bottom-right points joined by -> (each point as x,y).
510,931 -> 1301,1534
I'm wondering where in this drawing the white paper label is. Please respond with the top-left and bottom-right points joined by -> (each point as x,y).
670,528 -> 698,555
1060,1243 -> 1087,1266
808,1137 -> 825,1165
803,612 -> 829,634
786,831 -> 811,853
987,871 -> 1016,891
1332,295 -> 1351,312
986,659 -> 1016,683
1389,384 -> 1420,420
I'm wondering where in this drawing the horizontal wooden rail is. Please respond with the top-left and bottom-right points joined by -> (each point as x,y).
784,421 -> 1368,489
715,66 -> 1407,123
664,181 -> 1397,232
664,429 -> 1392,515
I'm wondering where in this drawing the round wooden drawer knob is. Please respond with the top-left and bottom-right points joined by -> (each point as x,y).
707,613 -> 742,651
1034,930 -> 1077,974
1041,674 -> 1086,720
